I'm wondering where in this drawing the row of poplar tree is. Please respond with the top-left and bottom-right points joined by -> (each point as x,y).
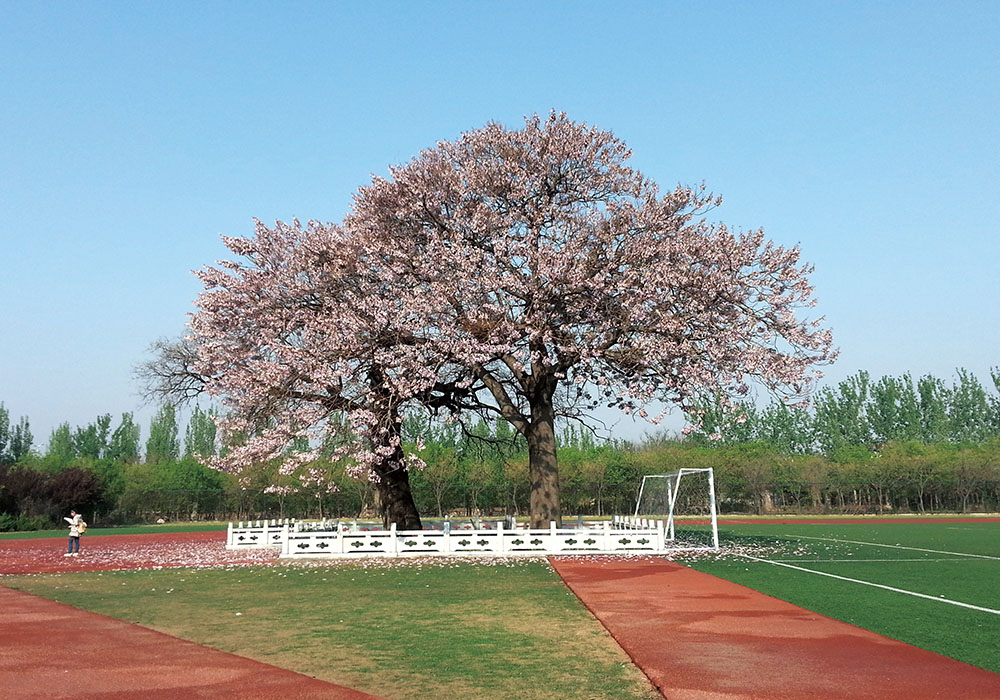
691,369 -> 1000,453
2,368 -> 999,529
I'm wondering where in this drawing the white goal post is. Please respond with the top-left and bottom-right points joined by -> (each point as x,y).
634,468 -> 719,550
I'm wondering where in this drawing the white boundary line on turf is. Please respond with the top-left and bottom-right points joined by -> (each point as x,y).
770,558 -> 973,563
736,554 -> 1000,615
786,534 -> 1000,561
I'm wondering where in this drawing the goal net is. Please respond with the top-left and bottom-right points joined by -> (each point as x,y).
634,468 -> 719,550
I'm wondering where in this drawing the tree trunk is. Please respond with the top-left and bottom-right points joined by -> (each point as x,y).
374,463 -> 422,529
526,393 -> 561,528
372,433 -> 422,529
365,392 -> 423,529
760,490 -> 775,514
809,484 -> 823,513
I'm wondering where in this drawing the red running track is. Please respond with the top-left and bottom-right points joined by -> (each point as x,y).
0,586 -> 385,700
1,532 -> 382,699
551,556 -> 1000,700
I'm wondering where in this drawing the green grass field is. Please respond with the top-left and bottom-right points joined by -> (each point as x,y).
685,519 -> 1000,673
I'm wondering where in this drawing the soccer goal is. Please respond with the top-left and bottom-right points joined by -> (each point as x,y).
634,468 -> 719,550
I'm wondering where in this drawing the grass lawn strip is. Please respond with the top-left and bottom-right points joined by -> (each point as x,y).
3,561 -> 660,700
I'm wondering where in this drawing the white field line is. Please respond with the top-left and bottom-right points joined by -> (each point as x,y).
770,558 -> 972,563
737,554 -> 1000,615
786,534 -> 1000,561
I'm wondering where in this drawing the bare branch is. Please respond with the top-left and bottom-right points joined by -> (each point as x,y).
133,336 -> 207,406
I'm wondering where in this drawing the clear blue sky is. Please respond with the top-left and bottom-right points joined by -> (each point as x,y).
2,1 -> 998,448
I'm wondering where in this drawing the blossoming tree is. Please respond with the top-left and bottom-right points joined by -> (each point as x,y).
346,112 -> 836,527
189,220 -> 480,528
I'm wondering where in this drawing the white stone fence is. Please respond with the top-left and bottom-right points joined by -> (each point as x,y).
612,515 -> 665,530
226,519 -> 297,549
226,516 -> 675,558
226,517 -> 509,550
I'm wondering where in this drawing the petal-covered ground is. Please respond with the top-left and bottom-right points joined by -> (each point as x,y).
0,529 -> 805,576
0,530 -> 276,574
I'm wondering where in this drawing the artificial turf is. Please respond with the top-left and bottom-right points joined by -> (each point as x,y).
684,520 -> 1000,673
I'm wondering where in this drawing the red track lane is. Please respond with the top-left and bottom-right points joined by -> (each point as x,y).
0,586 -> 385,700
550,556 -> 1000,700
1,532 -> 382,699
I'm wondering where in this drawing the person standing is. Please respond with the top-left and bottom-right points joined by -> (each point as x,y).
65,510 -> 83,557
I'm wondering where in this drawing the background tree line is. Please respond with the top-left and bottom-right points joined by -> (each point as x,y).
2,367 -> 999,529
0,404 -> 226,530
